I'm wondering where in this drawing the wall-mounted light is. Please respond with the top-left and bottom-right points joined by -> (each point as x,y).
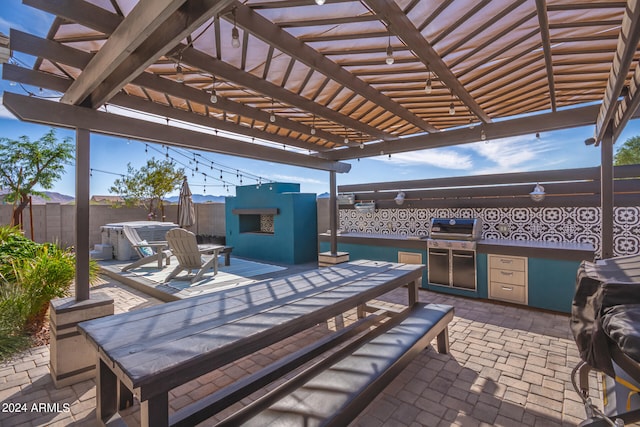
315,0 -> 325,4
231,8 -> 241,48
394,191 -> 405,205
530,183 -> 545,202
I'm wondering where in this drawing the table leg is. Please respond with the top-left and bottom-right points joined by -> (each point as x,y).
141,393 -> 169,427
408,278 -> 419,306
213,249 -> 220,275
96,358 -> 118,425
157,251 -> 163,269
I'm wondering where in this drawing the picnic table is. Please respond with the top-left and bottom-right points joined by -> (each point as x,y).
78,260 -> 428,426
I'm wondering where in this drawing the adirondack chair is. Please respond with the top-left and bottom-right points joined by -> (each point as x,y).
121,225 -> 172,271
164,228 -> 223,283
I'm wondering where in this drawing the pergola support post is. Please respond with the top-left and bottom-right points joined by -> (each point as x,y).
601,125 -> 615,259
318,171 -> 349,267
49,128 -> 114,388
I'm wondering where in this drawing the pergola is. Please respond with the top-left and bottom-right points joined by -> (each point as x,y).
2,0 -> 640,301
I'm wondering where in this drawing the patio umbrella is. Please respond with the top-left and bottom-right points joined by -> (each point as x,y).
177,176 -> 195,229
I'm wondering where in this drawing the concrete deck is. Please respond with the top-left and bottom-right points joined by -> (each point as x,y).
0,260 -> 607,426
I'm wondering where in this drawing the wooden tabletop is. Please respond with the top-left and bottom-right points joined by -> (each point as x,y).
78,260 -> 424,400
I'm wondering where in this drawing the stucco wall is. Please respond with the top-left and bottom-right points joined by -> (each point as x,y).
0,202 -> 226,248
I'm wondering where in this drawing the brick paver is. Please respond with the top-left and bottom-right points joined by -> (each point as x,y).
0,275 -> 613,426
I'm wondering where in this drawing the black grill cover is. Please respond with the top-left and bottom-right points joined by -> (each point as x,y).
570,254 -> 640,377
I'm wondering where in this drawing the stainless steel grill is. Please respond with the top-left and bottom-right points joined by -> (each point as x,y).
427,218 -> 482,291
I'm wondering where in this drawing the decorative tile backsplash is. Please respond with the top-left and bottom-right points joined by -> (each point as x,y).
340,207 -> 640,258
260,214 -> 275,233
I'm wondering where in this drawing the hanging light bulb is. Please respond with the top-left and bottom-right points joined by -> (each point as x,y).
310,115 -> 316,135
480,129 -> 487,141
315,0 -> 325,4
210,75 -> 218,104
425,67 -> 432,94
343,127 -> 349,144
269,98 -> 276,122
449,91 -> 455,115
385,29 -> 394,65
175,64 -> 184,83
360,143 -> 364,149
231,9 -> 241,48
310,127 -> 316,135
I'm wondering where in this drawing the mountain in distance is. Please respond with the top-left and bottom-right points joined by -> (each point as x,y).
0,190 -> 75,205
165,194 -> 226,203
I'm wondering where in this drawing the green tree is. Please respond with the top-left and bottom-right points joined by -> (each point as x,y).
614,135 -> 640,165
109,158 -> 184,220
0,129 -> 74,227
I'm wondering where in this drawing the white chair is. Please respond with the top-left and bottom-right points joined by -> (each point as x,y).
121,225 -> 172,271
164,228 -> 224,283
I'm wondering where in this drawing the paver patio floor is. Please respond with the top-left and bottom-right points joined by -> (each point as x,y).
0,273 -> 607,426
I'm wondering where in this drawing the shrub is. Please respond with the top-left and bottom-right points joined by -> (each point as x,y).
0,225 -> 99,360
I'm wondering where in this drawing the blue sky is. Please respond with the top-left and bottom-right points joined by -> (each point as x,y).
1,0 -> 639,198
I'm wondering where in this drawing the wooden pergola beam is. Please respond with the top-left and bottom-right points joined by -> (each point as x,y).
326,104 -> 604,160
363,0 -> 491,124
535,0 -> 557,112
595,0 -> 640,144
231,2 -> 439,134
2,92 -> 351,173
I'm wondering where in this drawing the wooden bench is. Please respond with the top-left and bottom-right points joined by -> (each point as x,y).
215,303 -> 454,426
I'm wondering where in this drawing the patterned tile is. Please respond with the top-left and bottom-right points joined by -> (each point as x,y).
340,207 -> 640,257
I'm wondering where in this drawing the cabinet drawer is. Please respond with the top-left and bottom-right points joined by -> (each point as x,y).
490,268 -> 526,286
490,282 -> 526,304
489,256 -> 526,271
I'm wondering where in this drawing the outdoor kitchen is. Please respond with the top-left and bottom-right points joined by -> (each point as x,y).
318,165 -> 640,314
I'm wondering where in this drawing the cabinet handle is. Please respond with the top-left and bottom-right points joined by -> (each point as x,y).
501,286 -> 513,291
500,259 -> 513,264
453,254 -> 474,259
500,271 -> 514,276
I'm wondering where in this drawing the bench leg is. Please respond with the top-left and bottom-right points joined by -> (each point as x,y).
96,358 -> 118,425
141,393 -> 169,427
118,380 -> 134,410
436,326 -> 450,354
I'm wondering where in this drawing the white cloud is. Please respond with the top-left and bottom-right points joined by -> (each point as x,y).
465,134 -> 556,174
0,97 -> 19,120
372,148 -> 474,170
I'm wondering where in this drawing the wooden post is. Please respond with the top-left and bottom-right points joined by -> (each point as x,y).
601,125 -> 614,259
329,170 -> 337,255
75,128 -> 90,301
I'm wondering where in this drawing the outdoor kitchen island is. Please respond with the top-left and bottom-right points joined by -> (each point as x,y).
319,232 -> 595,313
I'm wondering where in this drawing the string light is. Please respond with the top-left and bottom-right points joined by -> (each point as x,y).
231,8 -> 241,49
269,98 -> 276,123
175,64 -> 184,83
210,75 -> 218,104
425,66 -> 432,94
449,91 -> 456,116
385,28 -> 394,65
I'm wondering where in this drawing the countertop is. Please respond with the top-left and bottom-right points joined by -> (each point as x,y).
319,232 -> 595,262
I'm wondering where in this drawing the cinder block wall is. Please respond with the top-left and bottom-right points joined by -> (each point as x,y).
0,202 -> 226,247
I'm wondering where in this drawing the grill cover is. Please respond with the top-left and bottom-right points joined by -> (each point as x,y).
571,254 -> 640,377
